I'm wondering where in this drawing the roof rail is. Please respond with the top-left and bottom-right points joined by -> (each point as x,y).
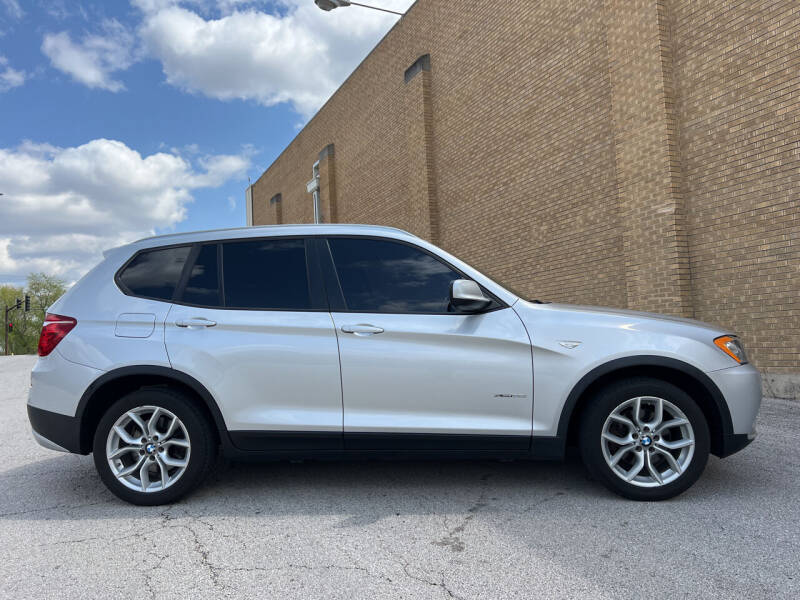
134,223 -> 416,243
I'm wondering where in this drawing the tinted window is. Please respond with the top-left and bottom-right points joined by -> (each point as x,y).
222,239 -> 310,310
328,238 -> 461,313
118,246 -> 190,301
182,244 -> 220,306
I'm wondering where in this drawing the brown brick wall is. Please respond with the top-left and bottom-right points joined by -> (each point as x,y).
670,0 -> 800,374
430,0 -> 625,309
251,0 -> 800,374
605,0 -> 693,317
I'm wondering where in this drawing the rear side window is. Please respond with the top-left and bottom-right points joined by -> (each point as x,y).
182,244 -> 220,306
118,246 -> 191,301
221,239 -> 311,310
328,238 -> 461,313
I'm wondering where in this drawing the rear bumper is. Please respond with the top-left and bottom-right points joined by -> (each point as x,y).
28,405 -> 83,454
27,352 -> 102,455
28,351 -> 102,416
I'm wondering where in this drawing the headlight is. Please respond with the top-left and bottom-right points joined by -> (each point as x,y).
714,335 -> 748,364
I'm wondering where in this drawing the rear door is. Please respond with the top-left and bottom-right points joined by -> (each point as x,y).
165,237 -> 343,451
320,236 -> 533,451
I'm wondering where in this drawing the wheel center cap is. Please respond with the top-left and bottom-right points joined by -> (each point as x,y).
145,443 -> 157,454
641,436 -> 653,447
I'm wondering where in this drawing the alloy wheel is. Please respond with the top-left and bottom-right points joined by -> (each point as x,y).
600,396 -> 695,488
105,405 -> 191,493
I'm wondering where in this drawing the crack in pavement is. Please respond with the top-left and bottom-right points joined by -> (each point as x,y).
401,562 -> 466,600
0,497 -> 115,518
171,519 -> 224,592
434,473 -> 491,553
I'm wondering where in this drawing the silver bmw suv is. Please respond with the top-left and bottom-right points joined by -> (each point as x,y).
27,224 -> 761,505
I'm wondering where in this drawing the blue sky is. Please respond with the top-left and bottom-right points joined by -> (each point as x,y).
0,0 -> 411,286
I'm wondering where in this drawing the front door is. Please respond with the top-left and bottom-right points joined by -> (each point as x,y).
321,236 -> 533,451
165,238 -> 343,451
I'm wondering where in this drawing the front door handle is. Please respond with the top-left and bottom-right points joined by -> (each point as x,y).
175,317 -> 217,328
341,324 -> 384,336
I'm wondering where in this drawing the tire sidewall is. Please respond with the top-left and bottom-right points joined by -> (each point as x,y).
93,388 -> 214,506
580,378 -> 711,501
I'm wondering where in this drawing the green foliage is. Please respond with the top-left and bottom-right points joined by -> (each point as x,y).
1,273 -> 67,355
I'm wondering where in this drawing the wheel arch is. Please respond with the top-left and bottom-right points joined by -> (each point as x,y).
76,365 -> 231,454
559,356 -> 734,458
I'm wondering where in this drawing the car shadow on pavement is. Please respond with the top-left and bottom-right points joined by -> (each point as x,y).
0,449 -> 765,522
0,453 -> 592,518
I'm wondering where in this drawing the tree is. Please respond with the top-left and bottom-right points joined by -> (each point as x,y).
26,273 -> 68,323
1,273 -> 67,355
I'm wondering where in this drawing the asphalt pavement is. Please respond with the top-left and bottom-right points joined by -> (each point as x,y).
1,355 -> 797,599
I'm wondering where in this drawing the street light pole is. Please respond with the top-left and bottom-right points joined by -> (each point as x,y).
314,0 -> 404,16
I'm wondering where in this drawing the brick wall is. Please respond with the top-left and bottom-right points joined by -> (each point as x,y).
250,0 -> 800,376
669,0 -> 800,375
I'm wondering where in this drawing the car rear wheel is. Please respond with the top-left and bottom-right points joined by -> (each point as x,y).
579,377 -> 710,501
93,387 -> 215,505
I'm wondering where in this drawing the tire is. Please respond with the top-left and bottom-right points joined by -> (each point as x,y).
579,377 -> 710,501
93,387 -> 216,505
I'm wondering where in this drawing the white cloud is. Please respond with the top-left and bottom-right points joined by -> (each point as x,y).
43,1 -> 90,21
135,0 -> 413,116
0,55 -> 25,91
0,139 -> 250,285
41,19 -> 137,92
1,0 -> 23,19
38,1 -> 412,115
215,0 -> 256,14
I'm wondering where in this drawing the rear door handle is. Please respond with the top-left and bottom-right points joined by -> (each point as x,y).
341,324 -> 384,336
175,317 -> 217,328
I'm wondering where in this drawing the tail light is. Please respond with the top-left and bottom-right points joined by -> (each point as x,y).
37,313 -> 77,357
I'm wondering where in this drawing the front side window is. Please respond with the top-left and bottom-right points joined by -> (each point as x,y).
328,238 -> 461,313
222,239 -> 311,310
118,245 -> 191,301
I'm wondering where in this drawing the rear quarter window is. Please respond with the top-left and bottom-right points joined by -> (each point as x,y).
117,246 -> 191,301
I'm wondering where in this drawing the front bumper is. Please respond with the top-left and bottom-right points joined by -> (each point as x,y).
719,430 -> 757,458
707,362 -> 761,457
28,405 -> 83,454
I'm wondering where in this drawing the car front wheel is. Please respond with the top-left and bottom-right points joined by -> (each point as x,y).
93,387 -> 215,505
579,377 -> 710,501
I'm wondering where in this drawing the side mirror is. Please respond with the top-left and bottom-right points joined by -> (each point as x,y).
450,279 -> 491,314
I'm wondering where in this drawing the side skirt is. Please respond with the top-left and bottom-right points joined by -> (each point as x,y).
225,431 -> 566,461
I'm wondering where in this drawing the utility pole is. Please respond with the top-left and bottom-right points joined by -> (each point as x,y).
4,295 -> 30,356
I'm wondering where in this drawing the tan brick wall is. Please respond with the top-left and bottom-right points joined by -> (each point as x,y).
605,0 -> 693,317
405,63 -> 438,242
251,0 -> 800,374
670,0 -> 800,374
429,0 -> 625,309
